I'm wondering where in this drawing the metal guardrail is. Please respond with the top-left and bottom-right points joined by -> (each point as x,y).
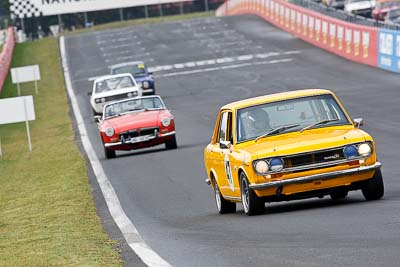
289,0 -> 400,30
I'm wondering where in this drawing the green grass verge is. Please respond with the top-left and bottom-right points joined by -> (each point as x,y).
66,11 -> 214,35
0,38 -> 122,266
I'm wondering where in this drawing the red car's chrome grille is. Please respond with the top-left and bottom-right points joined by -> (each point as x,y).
119,127 -> 159,141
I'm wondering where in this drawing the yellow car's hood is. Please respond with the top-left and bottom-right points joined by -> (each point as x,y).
240,126 -> 369,159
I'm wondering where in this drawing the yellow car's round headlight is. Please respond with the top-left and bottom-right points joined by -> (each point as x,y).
358,143 -> 371,157
255,160 -> 269,174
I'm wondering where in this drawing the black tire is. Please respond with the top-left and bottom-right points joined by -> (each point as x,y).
165,135 -> 177,149
330,190 -> 348,200
213,178 -> 236,214
240,172 -> 264,216
104,147 -> 116,159
362,168 -> 384,201
93,109 -> 101,122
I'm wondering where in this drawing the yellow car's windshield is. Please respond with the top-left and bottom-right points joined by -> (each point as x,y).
236,94 -> 350,142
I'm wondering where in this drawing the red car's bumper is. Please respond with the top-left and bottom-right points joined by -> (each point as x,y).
104,131 -> 175,151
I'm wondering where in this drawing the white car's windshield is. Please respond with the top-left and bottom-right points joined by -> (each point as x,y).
95,76 -> 135,93
104,96 -> 165,119
237,94 -> 350,142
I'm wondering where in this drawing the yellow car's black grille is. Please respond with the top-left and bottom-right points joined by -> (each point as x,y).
284,148 -> 345,169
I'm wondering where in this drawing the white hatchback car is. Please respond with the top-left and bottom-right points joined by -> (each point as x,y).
90,73 -> 142,115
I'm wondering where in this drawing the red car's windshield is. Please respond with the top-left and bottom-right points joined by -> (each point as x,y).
104,97 -> 165,119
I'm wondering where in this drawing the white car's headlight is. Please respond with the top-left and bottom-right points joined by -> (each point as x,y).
161,117 -> 171,127
101,98 -> 106,103
255,160 -> 269,174
142,81 -> 150,89
105,127 -> 114,137
358,143 -> 371,157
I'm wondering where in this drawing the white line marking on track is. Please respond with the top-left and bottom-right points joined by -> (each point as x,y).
207,40 -> 253,48
60,36 -> 172,267
100,43 -> 138,50
88,50 -> 301,81
147,50 -> 300,73
96,31 -> 137,38
97,37 -> 134,44
154,58 -> 293,78
237,55 -> 254,61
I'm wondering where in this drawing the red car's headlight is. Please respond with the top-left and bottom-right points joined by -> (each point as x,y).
105,127 -> 114,137
161,117 -> 171,127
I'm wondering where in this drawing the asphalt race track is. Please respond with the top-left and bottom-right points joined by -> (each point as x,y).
65,15 -> 400,267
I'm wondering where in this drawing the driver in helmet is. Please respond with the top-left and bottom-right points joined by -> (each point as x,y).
246,108 -> 271,139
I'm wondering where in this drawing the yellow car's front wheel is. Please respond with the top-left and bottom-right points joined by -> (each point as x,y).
240,172 -> 264,216
362,169 -> 384,201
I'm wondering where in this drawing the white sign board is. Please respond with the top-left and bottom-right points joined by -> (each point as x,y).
11,65 -> 41,84
0,96 -> 35,152
10,0 -> 191,18
0,96 -> 35,125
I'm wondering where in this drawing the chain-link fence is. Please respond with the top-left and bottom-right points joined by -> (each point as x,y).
290,0 -> 400,30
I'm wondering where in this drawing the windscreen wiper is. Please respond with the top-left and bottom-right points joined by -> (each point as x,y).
300,118 -> 338,133
255,124 -> 301,142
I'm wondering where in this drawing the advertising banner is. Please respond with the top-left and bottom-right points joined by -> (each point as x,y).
378,29 -> 400,72
10,0 -> 190,18
216,0 -> 379,68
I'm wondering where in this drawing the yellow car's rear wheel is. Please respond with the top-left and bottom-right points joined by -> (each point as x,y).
213,178 -> 236,214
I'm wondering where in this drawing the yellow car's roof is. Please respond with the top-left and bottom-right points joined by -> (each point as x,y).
221,89 -> 334,110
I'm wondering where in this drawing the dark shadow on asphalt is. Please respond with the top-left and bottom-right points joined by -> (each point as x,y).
221,196 -> 385,217
264,197 -> 366,215
102,142 -> 207,159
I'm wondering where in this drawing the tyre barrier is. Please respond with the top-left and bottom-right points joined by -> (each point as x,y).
216,0 -> 400,73
0,28 -> 16,94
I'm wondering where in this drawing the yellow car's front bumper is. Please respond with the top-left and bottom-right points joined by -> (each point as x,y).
249,162 -> 381,190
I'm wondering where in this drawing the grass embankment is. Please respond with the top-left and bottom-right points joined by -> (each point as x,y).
68,11 -> 214,35
0,39 -> 122,265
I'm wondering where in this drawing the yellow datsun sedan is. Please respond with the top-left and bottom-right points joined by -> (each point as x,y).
204,89 -> 383,216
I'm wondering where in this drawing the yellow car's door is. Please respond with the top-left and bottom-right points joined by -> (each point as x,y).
213,111 -> 237,196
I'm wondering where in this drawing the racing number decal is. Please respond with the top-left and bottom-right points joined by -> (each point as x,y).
224,153 -> 235,191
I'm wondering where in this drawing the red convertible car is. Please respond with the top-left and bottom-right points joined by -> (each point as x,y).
97,95 -> 177,158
